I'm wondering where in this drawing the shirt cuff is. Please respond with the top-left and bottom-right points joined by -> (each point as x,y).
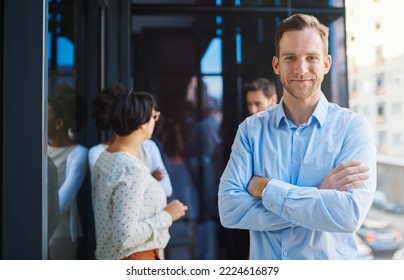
261,179 -> 289,216
261,186 -> 267,198
261,179 -> 272,199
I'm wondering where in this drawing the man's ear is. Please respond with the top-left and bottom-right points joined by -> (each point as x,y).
271,94 -> 278,104
272,56 -> 280,75
324,54 -> 332,74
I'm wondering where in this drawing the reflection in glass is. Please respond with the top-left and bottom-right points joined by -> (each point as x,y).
47,156 -> 59,245
47,83 -> 88,259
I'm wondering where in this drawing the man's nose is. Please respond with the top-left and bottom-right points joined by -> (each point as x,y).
249,106 -> 258,115
294,58 -> 308,75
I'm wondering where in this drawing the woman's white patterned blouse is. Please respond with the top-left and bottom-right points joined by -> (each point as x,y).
92,151 -> 172,260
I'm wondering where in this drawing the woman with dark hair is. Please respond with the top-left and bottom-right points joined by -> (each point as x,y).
89,83 -> 173,197
91,90 -> 188,260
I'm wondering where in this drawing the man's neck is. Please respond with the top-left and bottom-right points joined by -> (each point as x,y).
283,94 -> 320,126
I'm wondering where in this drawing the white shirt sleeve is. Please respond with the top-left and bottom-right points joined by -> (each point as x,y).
88,144 -> 107,175
59,145 -> 88,214
142,140 -> 173,197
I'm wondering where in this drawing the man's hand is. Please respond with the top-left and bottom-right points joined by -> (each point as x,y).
247,176 -> 270,199
320,160 -> 369,191
247,161 -> 368,199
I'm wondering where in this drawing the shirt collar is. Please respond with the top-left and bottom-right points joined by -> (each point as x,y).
311,93 -> 328,127
275,93 -> 329,128
275,100 -> 287,127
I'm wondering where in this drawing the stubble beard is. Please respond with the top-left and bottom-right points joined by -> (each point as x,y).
285,83 -> 314,100
283,75 -> 322,101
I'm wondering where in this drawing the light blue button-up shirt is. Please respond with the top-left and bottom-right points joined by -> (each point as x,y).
218,94 -> 377,259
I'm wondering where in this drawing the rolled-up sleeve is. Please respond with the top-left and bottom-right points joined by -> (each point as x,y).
218,123 -> 295,231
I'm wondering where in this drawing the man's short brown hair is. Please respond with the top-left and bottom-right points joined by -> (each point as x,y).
274,13 -> 329,57
244,78 -> 277,99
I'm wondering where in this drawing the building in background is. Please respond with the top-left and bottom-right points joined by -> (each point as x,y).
346,0 -> 404,201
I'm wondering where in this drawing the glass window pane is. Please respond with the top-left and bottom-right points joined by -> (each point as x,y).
201,38 -> 222,74
47,0 -> 88,260
346,0 -> 404,259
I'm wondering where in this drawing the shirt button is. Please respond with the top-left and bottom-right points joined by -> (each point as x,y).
295,131 -> 300,136
293,160 -> 298,165
283,251 -> 288,256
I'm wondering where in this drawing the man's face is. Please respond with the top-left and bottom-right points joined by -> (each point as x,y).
246,89 -> 277,115
272,28 -> 331,102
